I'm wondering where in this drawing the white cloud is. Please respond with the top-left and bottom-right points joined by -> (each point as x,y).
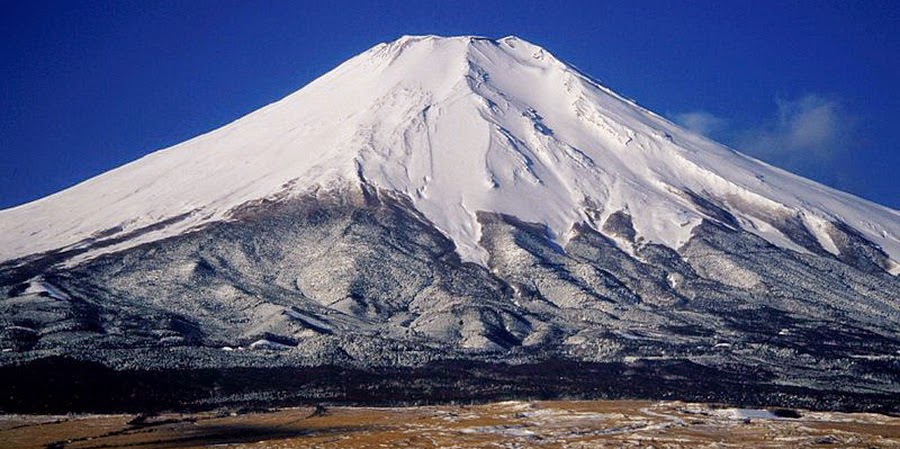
673,111 -> 728,135
736,94 -> 854,171
672,95 -> 854,177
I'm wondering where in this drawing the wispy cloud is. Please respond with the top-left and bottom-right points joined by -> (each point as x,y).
673,94 -> 855,177
737,94 -> 854,171
673,111 -> 727,135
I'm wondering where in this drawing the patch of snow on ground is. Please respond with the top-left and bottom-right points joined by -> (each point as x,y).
712,408 -> 781,420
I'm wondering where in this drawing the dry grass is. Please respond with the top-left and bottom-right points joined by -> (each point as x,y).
2,400 -> 898,449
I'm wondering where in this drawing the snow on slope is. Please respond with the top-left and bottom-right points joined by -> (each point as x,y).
1,35 -> 898,271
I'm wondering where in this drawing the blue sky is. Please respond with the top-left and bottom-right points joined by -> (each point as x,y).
2,0 -> 897,209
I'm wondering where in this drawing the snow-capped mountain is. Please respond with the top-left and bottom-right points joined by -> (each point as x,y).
1,35 -> 896,271
1,36 -> 898,412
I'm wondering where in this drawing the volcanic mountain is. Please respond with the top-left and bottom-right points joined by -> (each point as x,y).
1,36 -> 898,413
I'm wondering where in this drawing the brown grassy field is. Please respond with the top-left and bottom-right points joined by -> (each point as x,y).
2,400 -> 898,449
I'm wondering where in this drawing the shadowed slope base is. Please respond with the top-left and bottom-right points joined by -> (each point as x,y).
1,357 -> 898,415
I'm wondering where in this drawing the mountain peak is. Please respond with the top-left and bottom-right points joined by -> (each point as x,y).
0,36 -> 897,274
372,34 -> 562,71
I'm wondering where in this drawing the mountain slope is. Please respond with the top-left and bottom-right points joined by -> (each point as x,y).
1,35 -> 898,412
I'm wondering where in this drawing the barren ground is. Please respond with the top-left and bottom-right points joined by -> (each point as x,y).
2,400 -> 898,449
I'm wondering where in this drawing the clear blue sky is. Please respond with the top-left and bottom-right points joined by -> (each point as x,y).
2,0 -> 897,209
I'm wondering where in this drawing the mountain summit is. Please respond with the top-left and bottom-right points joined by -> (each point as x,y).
1,35 -> 897,271
1,36 -> 898,413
